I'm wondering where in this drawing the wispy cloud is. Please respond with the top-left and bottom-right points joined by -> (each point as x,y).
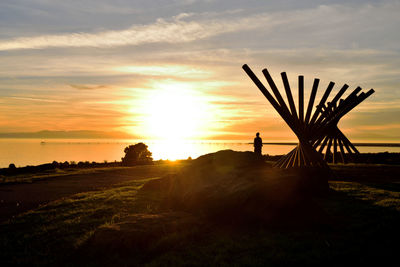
70,84 -> 109,90
358,123 -> 400,131
0,14 -> 266,51
7,96 -> 65,103
113,65 -> 211,78
1,2 -> 399,51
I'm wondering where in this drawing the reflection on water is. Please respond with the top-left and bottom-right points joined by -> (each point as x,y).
0,138 -> 399,168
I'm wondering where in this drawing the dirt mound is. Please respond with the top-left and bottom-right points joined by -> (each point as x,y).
78,151 -> 330,264
141,150 -> 329,226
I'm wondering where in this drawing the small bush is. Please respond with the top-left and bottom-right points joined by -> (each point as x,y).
52,161 -> 60,168
122,143 -> 153,166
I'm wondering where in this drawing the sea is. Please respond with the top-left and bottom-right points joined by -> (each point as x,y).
1,138 -> 400,168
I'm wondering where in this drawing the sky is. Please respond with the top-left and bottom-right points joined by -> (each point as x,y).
0,0 -> 399,142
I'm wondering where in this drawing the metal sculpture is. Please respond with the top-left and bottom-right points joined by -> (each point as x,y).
242,64 -> 374,168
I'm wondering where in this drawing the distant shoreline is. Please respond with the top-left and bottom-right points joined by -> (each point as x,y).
1,138 -> 399,147
255,142 -> 400,147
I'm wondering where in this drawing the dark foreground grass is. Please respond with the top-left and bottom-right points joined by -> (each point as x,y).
0,176 -> 171,266
1,164 -> 400,266
0,167 -> 128,184
140,180 -> 400,266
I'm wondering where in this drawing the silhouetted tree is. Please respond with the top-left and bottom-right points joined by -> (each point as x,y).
52,161 -> 59,168
61,161 -> 70,168
122,143 -> 153,166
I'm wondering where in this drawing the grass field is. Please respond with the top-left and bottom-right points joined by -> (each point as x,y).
1,160 -> 399,266
0,167 -> 123,184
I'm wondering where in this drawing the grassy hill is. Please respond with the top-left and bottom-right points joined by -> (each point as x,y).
1,151 -> 399,266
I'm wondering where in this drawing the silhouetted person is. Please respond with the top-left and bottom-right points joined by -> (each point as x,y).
254,132 -> 262,156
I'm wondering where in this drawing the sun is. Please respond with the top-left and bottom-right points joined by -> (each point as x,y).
140,81 -> 212,141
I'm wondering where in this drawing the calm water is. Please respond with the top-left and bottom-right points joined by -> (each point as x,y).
1,139 -> 399,168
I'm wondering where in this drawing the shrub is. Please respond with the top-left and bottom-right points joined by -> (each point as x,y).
121,143 -> 153,166
52,161 -> 60,168
61,161 -> 70,168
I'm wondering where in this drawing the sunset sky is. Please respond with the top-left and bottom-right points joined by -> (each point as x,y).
1,0 -> 399,142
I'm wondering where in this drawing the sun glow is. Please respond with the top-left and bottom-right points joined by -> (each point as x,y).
140,81 -> 213,142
